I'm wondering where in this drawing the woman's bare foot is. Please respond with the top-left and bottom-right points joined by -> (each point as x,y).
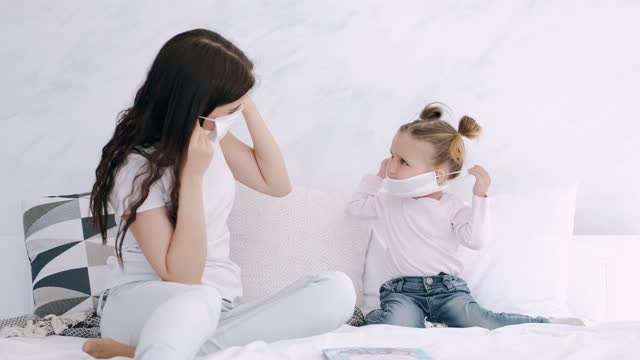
82,338 -> 136,359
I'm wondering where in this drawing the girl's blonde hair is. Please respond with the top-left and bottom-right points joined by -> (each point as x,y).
398,103 -> 481,179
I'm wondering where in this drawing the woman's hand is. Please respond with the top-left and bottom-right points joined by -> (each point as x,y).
377,158 -> 390,178
242,96 -> 257,115
468,165 -> 491,197
220,96 -> 292,197
182,120 -> 214,179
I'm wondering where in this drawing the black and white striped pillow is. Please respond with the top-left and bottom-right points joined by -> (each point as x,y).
22,193 -> 115,317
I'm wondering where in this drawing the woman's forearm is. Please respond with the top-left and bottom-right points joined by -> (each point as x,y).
165,175 -> 208,284
242,98 -> 292,196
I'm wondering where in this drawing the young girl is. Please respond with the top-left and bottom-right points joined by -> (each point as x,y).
82,29 -> 355,360
348,104 -> 582,330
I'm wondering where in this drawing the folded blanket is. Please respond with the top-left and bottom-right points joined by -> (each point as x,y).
346,306 -> 366,327
0,310 -> 101,338
0,306 -> 379,339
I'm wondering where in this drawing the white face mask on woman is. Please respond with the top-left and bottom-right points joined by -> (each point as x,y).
199,105 -> 244,142
383,168 -> 469,198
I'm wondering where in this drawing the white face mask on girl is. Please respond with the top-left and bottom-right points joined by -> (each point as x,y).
198,105 -> 244,142
383,168 -> 470,198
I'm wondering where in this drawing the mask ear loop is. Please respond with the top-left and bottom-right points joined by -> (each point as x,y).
198,116 -> 216,136
436,169 -> 466,180
199,115 -> 218,123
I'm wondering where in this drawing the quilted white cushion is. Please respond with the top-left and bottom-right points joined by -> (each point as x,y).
228,184 -> 371,305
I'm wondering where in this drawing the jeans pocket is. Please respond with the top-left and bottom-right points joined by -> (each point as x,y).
379,281 -> 395,297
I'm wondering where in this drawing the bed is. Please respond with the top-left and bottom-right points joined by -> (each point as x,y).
2,185 -> 639,359
2,321 -> 640,359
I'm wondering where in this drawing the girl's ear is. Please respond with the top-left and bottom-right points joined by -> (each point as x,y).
434,169 -> 446,185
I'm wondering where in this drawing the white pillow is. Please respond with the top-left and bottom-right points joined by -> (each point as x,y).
460,185 -> 578,317
361,230 -> 385,315
361,185 -> 578,318
228,184 -> 372,306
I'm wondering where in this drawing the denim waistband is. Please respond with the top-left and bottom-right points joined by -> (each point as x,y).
384,274 -> 466,293
406,274 -> 458,283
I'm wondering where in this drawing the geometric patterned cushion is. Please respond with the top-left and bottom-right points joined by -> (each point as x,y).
21,192 -> 116,317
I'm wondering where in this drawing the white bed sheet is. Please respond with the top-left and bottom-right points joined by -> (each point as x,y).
1,323 -> 639,360
0,335 -> 127,360
208,323 -> 640,360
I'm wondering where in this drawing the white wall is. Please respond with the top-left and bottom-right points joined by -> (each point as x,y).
1,0 -> 639,236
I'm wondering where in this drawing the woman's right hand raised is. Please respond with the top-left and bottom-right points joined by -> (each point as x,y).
182,120 -> 214,179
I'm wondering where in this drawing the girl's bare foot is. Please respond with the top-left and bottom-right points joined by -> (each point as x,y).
82,338 -> 136,359
548,317 -> 586,326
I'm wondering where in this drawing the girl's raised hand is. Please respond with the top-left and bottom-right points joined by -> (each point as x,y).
468,165 -> 491,197
377,158 -> 390,178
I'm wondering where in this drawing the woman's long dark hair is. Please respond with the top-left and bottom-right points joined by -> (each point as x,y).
90,29 -> 255,264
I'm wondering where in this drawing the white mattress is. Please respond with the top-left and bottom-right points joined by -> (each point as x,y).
2,322 -> 639,359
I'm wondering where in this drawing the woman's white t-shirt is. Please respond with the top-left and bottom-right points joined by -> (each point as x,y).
106,140 -> 242,302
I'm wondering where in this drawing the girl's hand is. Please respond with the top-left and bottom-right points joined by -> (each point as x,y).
182,120 -> 214,179
377,158 -> 390,178
468,165 -> 491,197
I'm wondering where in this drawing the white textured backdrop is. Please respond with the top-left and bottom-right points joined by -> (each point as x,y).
1,0 -> 639,235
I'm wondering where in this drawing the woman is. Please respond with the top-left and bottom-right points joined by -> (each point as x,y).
83,29 -> 355,359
